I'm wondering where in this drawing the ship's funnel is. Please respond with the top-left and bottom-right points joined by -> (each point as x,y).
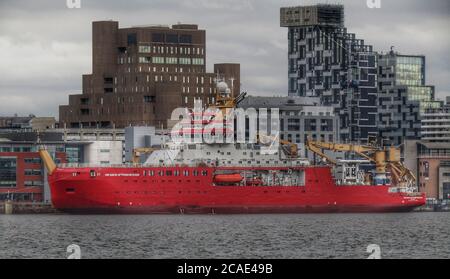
39,147 -> 57,176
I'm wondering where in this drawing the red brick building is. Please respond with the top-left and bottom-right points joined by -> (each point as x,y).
0,152 -> 66,202
417,142 -> 450,200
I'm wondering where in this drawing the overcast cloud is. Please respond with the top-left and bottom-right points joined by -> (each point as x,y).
0,0 -> 449,118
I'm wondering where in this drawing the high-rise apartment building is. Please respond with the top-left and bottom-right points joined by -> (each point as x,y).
280,4 -> 378,143
378,51 -> 442,145
59,21 -> 240,129
421,107 -> 450,142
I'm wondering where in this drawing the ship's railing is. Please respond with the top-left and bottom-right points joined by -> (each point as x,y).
57,162 -> 313,169
214,183 -> 306,187
57,163 -> 201,168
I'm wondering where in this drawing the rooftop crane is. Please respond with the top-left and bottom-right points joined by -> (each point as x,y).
305,138 -> 416,188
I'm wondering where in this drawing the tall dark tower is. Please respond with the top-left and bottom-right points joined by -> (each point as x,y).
280,4 -> 378,143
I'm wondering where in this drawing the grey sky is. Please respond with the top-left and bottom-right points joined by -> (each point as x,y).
0,0 -> 449,118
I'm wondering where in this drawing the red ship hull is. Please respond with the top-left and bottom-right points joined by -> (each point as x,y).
48,166 -> 426,214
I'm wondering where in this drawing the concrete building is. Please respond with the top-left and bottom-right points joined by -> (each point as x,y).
124,126 -> 167,162
421,107 -> 450,142
0,115 -> 34,130
404,105 -> 450,200
29,117 -> 57,131
82,141 -> 123,166
377,51 -> 441,145
59,21 -> 240,129
238,96 -> 340,158
280,4 -> 378,143
0,116 -> 57,131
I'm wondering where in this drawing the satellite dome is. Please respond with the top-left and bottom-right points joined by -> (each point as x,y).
217,81 -> 229,92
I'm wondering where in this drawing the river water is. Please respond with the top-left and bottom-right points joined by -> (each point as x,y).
0,213 -> 449,259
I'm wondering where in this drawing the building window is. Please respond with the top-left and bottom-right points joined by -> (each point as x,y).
287,119 -> 300,131
320,119 -> 333,132
443,183 -> 450,200
152,33 -> 165,43
127,33 -> 137,46
152,57 -> 165,64
0,157 -> 16,187
24,181 -> 43,187
24,169 -> 42,176
423,161 -> 429,179
179,58 -> 191,65
304,119 -> 317,131
138,46 -> 151,53
166,34 -> 179,44
179,34 -> 192,44
144,96 -> 155,103
192,58 -> 204,65
24,158 -> 41,164
139,56 -> 151,63
166,57 -> 178,64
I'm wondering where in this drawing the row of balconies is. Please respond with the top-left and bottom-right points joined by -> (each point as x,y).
422,112 -> 450,117
421,125 -> 450,129
421,130 -> 450,135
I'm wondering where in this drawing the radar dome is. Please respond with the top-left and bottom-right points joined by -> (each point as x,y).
217,81 -> 229,92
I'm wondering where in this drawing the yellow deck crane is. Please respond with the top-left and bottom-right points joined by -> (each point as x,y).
258,133 -> 298,158
305,138 -> 416,188
38,147 -> 57,175
132,148 -> 158,164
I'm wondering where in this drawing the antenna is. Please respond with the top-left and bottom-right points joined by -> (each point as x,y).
230,77 -> 235,97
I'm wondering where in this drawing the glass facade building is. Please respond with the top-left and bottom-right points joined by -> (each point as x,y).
378,51 -> 441,146
407,86 -> 441,112
395,56 -> 425,86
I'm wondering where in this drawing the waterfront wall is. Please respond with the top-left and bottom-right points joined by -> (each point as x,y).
0,202 -> 60,214
0,202 -> 448,214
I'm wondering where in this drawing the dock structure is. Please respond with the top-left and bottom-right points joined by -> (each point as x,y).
1,201 -> 59,214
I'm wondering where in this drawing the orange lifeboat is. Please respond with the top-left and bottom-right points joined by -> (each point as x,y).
213,174 -> 243,183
